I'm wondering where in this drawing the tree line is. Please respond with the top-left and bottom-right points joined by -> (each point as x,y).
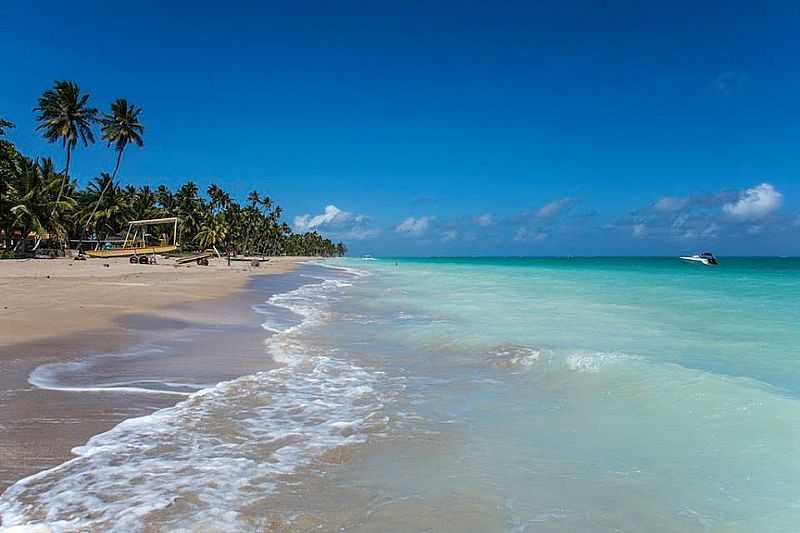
1,81 -> 346,258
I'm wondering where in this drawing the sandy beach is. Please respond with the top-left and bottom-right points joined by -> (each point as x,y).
0,256 -> 306,348
0,256 -> 309,491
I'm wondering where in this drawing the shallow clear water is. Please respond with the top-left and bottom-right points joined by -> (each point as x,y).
305,257 -> 800,532
2,258 -> 800,532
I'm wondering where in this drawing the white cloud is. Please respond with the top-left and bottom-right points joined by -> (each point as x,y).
441,230 -> 458,241
670,214 -> 720,240
632,224 -> 647,238
396,216 -> 433,236
476,214 -> 494,226
653,196 -> 689,212
293,204 -> 353,232
536,198 -> 572,219
747,225 -> 763,235
293,204 -> 377,240
343,226 -> 381,240
514,227 -> 547,241
722,183 -> 783,221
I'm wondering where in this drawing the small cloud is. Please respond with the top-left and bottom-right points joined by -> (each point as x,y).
536,198 -> 572,219
747,225 -> 762,235
722,183 -> 783,221
476,213 -> 494,226
632,223 -> 647,239
441,230 -> 458,241
344,226 -> 381,240
671,214 -> 720,240
293,204 -> 376,240
293,204 -> 352,232
396,216 -> 433,236
653,196 -> 689,212
514,227 -> 547,241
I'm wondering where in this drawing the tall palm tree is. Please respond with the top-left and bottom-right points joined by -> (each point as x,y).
81,99 -> 144,248
101,100 -> 144,179
34,81 -> 98,214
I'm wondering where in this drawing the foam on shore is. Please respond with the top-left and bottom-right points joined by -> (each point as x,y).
0,265 -> 391,532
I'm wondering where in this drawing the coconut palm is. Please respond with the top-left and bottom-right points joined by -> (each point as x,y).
34,81 -> 98,214
80,99 -> 144,249
10,158 -> 75,252
129,186 -> 158,221
156,185 -> 175,212
174,181 -> 205,244
82,173 -> 130,240
0,117 -> 14,136
100,99 -> 144,178
1,142 -> 24,250
195,213 -> 228,251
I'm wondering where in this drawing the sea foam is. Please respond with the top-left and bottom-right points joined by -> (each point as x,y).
0,266 -> 390,532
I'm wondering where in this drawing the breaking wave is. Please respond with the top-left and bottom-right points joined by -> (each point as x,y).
0,267 -> 392,532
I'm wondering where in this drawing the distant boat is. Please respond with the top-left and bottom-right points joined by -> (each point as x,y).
680,251 -> 719,266
361,255 -> 377,261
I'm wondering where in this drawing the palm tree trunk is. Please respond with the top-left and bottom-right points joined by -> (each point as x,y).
51,144 -> 71,217
78,149 -> 124,252
3,226 -> 12,252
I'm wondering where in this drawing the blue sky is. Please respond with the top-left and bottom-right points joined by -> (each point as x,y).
2,1 -> 799,255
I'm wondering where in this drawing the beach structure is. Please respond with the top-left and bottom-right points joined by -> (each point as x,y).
85,217 -> 179,258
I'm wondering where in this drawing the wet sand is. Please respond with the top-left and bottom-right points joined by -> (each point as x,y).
0,257 -> 309,491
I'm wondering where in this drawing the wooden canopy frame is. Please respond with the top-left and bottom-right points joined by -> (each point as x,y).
122,217 -> 179,248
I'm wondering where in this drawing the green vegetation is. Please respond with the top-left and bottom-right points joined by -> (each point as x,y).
1,81 -> 347,258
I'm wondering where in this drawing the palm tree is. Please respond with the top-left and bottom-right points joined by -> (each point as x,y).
10,158 -> 75,253
100,100 -> 144,178
34,81 -> 98,214
82,173 -> 130,240
174,181 -> 205,245
81,99 -> 144,249
0,117 -> 13,136
195,213 -> 228,251
156,185 -> 174,212
129,185 -> 158,221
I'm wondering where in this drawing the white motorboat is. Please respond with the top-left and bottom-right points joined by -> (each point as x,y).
680,252 -> 719,266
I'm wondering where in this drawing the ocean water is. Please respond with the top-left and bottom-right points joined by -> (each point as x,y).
2,258 -> 800,531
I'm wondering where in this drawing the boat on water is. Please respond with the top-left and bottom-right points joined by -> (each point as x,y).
361,255 -> 377,261
679,251 -> 719,266
86,218 -> 179,258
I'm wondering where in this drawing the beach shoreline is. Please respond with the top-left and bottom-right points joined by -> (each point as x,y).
0,256 -> 309,348
0,256 -> 311,491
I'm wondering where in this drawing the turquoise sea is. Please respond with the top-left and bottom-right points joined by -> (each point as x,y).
2,257 -> 799,531
318,256 -> 800,531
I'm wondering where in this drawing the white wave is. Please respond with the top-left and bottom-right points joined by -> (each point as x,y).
0,267 -> 391,532
28,351 -> 192,397
305,260 -> 371,279
566,351 -> 632,372
488,344 -> 542,370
